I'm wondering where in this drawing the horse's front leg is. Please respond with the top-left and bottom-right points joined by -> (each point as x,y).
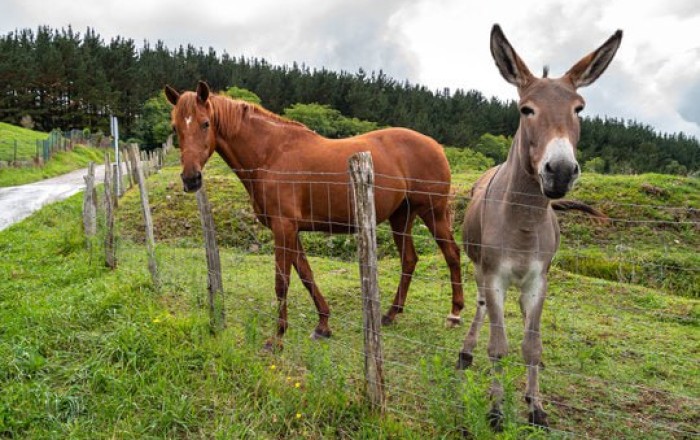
520,273 -> 548,428
483,271 -> 509,432
264,223 -> 296,351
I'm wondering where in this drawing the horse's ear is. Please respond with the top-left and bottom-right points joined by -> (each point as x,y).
490,24 -> 534,88
196,81 -> 210,103
164,85 -> 179,106
565,30 -> 623,88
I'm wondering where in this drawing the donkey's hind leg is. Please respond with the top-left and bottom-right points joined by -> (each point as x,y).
292,236 -> 332,339
419,207 -> 464,327
382,205 -> 418,325
457,266 -> 487,369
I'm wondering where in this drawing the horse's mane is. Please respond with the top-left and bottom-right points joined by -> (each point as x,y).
209,94 -> 311,134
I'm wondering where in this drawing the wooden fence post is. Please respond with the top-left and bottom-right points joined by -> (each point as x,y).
82,161 -> 97,241
348,151 -> 386,413
196,184 -> 226,334
104,153 -> 117,269
128,144 -> 160,289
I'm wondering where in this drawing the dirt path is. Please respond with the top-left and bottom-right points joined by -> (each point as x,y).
0,165 -> 107,231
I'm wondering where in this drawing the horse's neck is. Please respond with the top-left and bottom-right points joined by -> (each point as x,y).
214,101 -> 315,172
492,133 -> 551,221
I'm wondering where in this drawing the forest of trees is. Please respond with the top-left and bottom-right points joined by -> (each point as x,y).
1,26 -> 698,175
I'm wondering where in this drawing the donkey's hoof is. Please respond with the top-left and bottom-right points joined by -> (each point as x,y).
381,314 -> 395,326
310,328 -> 332,340
263,338 -> 283,353
487,408 -> 504,432
456,351 -> 473,370
528,408 -> 549,429
445,314 -> 463,328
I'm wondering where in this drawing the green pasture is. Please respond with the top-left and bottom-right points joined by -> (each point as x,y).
0,152 -> 697,438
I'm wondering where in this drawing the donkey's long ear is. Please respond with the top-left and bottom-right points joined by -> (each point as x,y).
490,24 -> 535,88
164,84 -> 179,106
565,30 -> 623,88
196,81 -> 210,103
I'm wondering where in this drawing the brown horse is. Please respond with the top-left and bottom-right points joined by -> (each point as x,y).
456,25 -> 621,430
165,83 -> 464,349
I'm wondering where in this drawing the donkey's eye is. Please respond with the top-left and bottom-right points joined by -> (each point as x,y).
202,121 -> 210,129
574,105 -> 584,115
520,106 -> 535,117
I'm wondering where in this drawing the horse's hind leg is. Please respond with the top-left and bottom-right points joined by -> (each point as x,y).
419,207 -> 464,327
457,266 -> 487,369
266,224 -> 295,351
382,206 -> 418,325
292,236 -> 332,339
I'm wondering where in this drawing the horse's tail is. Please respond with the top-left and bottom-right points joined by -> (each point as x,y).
551,200 -> 609,224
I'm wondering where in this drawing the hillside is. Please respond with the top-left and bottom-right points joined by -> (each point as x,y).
0,122 -> 48,163
0,122 -> 106,187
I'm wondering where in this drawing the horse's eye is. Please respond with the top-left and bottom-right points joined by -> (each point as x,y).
520,106 -> 535,117
202,121 -> 210,129
171,125 -> 176,133
574,105 -> 584,115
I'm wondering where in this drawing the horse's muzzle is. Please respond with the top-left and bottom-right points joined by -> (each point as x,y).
181,171 -> 202,193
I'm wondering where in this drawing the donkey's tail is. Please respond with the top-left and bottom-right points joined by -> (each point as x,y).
551,200 -> 609,224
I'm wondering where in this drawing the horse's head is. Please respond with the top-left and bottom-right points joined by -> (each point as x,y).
490,24 -> 622,199
165,81 -> 216,192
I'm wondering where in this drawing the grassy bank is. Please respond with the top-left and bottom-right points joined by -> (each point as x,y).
0,145 -> 106,187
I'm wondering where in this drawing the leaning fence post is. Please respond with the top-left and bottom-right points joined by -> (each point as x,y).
122,147 -> 133,188
196,184 -> 226,334
348,151 -> 386,413
104,153 -> 117,269
82,162 -> 97,241
128,144 -> 160,289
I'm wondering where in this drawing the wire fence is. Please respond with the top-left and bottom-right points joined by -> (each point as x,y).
86,155 -> 699,438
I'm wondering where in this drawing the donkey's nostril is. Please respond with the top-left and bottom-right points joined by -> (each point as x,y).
544,162 -> 554,173
573,163 -> 580,175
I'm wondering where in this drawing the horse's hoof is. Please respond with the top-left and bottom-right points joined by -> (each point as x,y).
381,314 -> 395,326
528,408 -> 549,429
456,351 -> 473,370
310,328 -> 332,340
445,314 -> 463,328
263,338 -> 283,353
487,408 -> 504,432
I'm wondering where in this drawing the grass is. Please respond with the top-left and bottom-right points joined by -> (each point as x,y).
0,145 -> 107,187
0,122 -> 49,162
0,155 -> 698,438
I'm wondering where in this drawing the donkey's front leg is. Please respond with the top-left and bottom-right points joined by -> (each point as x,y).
520,274 -> 548,428
484,272 -> 509,432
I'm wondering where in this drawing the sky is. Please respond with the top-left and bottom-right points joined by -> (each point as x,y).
2,0 -> 699,138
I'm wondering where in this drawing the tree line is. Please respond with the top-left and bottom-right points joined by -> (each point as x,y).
0,26 -> 697,174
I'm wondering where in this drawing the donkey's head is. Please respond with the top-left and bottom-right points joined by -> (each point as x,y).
165,81 -> 216,192
491,25 -> 622,199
